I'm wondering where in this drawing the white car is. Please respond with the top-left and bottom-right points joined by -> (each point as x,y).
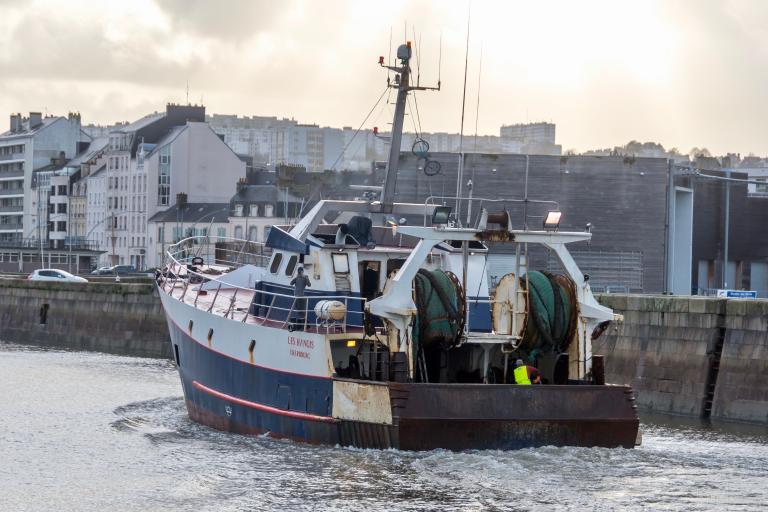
28,269 -> 88,283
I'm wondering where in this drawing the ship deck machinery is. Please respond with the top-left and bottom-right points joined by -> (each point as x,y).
157,200 -> 639,450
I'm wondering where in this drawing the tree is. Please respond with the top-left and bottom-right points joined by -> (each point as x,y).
689,147 -> 711,158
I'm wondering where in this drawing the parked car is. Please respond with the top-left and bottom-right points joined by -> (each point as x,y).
112,265 -> 137,274
90,265 -> 137,275
29,269 -> 88,283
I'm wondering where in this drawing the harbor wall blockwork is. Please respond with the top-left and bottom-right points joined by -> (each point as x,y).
0,280 -> 765,425
0,279 -> 171,358
595,294 -> 768,424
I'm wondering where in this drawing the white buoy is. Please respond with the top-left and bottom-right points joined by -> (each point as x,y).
314,300 -> 346,321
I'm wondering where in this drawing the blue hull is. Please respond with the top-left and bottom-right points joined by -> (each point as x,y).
167,318 -> 639,450
168,321 -> 340,444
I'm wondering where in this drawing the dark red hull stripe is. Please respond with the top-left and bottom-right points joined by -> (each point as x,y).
192,380 -> 338,424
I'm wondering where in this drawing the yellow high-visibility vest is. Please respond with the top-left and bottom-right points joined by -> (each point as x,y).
514,365 -> 531,385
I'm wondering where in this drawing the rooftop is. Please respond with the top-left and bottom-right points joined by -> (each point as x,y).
148,202 -> 230,224
232,184 -> 302,204
1,116 -> 60,138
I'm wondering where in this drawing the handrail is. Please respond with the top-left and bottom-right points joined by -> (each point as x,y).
162,235 -> 366,332
423,195 -> 560,227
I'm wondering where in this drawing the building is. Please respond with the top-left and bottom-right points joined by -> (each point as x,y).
686,158 -> 768,296
45,137 -> 109,250
147,201 -> 230,269
208,111 -> 563,172
146,184 -> 302,268
499,122 -> 561,155
0,112 -> 89,244
85,163 -> 108,265
227,183 -> 302,243
100,104 -> 245,270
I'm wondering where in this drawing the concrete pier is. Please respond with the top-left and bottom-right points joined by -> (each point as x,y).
0,279 -> 170,359
596,294 -> 768,425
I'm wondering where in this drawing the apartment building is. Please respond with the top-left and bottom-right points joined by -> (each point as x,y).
0,112 -> 88,244
46,137 -> 109,250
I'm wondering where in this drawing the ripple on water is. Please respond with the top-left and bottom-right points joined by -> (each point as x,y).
3,344 -> 768,512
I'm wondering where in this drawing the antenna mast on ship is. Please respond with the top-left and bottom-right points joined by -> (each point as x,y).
378,40 -> 440,213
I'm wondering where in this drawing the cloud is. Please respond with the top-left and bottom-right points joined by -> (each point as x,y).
154,0 -> 290,42
2,0 -> 768,155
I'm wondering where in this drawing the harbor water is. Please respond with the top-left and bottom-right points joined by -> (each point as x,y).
1,343 -> 767,512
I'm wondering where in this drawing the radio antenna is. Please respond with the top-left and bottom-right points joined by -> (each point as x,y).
437,31 -> 442,90
455,3 -> 471,220
473,43 -> 483,153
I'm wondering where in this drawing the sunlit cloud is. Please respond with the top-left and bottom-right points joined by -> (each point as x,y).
0,0 -> 766,155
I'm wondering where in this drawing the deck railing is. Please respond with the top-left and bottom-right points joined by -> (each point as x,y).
162,235 -> 366,333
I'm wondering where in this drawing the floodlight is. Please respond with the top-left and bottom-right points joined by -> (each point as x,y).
543,210 -> 562,230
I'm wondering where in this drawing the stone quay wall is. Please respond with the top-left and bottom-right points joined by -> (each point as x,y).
1,279 -> 765,425
0,279 -> 171,359
595,294 -> 768,425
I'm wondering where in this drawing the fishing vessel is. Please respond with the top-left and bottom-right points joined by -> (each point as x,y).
157,42 -> 639,450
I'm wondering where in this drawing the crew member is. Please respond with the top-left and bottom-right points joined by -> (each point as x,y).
290,266 -> 311,329
513,358 -> 541,385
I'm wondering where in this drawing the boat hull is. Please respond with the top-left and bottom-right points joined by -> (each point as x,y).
165,310 -> 639,450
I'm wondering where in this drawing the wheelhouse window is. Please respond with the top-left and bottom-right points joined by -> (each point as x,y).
285,255 -> 298,276
332,253 -> 349,274
269,253 -> 283,274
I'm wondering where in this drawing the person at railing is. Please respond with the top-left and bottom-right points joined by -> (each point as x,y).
289,266 -> 311,330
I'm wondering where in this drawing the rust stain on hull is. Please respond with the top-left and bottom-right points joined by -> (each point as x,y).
186,381 -> 639,451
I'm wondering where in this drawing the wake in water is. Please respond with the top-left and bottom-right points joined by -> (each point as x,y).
108,393 -> 768,511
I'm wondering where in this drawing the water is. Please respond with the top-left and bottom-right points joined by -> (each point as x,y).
1,343 -> 767,512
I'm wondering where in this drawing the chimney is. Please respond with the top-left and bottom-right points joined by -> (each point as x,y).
176,192 -> 188,209
68,111 -> 82,128
10,113 -> 21,133
29,112 -> 42,129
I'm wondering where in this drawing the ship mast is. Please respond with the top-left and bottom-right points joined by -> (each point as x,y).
378,41 -> 439,213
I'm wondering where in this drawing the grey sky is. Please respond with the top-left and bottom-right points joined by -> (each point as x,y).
1,0 -> 766,155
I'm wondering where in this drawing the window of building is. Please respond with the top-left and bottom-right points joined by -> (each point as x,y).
57,203 -> 67,214
269,253 -> 282,274
248,226 -> 258,241
57,221 -> 66,232
217,227 -> 226,239
158,146 -> 171,206
58,185 -> 67,196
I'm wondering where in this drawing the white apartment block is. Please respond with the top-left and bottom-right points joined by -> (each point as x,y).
46,137 -> 109,250
209,113 -> 562,173
86,163 -> 108,264
98,105 -> 245,270
0,112 -> 88,244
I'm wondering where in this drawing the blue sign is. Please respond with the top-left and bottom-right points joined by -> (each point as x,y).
717,289 -> 758,299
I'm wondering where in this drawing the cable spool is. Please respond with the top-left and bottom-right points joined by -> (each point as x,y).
412,269 -> 465,350
519,271 -> 578,353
